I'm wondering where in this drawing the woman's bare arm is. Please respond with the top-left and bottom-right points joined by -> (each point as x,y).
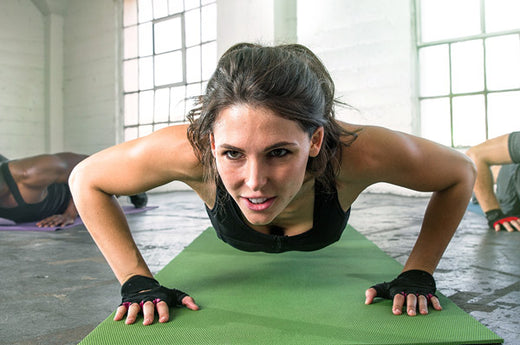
339,125 -> 476,315
69,125 -> 203,324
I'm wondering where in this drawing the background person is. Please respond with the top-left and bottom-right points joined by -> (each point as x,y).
466,132 -> 520,232
0,152 -> 147,227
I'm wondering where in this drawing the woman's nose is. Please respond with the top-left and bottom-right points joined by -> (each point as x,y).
244,159 -> 267,191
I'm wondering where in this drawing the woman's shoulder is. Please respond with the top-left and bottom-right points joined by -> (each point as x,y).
337,122 -> 391,158
336,122 -> 411,182
146,124 -> 195,155
134,124 -> 204,181
150,124 -> 216,200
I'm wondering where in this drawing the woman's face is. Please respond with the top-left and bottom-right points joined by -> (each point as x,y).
211,104 -> 323,226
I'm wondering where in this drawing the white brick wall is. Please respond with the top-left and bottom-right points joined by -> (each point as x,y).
63,0 -> 119,154
0,0 -> 45,158
0,0 -> 118,158
297,0 -> 417,134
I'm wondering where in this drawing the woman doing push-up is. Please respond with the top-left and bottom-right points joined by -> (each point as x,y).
70,43 -> 476,326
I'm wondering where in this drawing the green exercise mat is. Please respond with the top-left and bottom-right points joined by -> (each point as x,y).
80,226 -> 503,345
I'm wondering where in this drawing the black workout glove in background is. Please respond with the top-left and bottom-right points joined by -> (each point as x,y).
370,269 -> 437,300
485,209 -> 519,230
121,275 -> 188,308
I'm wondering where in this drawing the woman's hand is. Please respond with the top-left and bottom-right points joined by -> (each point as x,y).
114,275 -> 199,325
364,270 -> 442,316
36,214 -> 75,227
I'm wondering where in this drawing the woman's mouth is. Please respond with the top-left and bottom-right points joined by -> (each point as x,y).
243,197 -> 275,211
249,198 -> 268,204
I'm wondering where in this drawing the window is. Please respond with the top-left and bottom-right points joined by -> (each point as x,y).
123,0 -> 217,141
416,0 -> 520,147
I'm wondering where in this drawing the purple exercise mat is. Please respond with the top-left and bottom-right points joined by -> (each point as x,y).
0,205 -> 158,232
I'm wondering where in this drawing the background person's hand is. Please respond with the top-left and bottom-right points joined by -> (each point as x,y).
36,214 -> 75,227
485,209 -> 520,232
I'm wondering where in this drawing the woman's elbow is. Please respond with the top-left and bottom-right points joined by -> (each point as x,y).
68,160 -> 91,197
460,154 -> 477,188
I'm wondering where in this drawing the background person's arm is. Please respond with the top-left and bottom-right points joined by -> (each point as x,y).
466,133 -> 520,231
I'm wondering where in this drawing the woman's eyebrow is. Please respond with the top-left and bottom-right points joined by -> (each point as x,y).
218,142 -> 298,152
218,144 -> 242,151
264,142 -> 298,151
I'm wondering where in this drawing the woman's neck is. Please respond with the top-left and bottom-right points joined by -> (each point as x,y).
247,177 -> 316,236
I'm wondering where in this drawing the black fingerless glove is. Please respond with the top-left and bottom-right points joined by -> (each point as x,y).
120,275 -> 188,308
485,209 -> 519,230
371,269 -> 437,300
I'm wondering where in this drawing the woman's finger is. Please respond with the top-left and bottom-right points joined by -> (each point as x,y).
182,296 -> 200,311
406,293 -> 417,316
392,293 -> 405,315
156,300 -> 170,323
125,303 -> 141,325
418,295 -> 428,315
364,287 -> 377,305
114,304 -> 128,321
142,301 -> 155,325
430,295 -> 443,311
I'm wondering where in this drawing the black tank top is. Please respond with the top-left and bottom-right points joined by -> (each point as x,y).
205,181 -> 351,253
0,162 -> 71,223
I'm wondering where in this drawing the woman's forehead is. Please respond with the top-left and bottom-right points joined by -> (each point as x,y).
212,105 -> 309,146
213,105 -> 305,135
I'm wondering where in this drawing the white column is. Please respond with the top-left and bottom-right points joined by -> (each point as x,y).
44,13 -> 64,152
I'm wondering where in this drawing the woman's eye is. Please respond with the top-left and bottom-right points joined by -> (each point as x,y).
269,149 -> 289,157
225,151 -> 242,160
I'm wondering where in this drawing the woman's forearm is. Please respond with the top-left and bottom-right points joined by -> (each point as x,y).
404,172 -> 475,274
69,168 -> 152,284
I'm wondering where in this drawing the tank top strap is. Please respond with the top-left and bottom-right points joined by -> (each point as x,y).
0,163 -> 26,206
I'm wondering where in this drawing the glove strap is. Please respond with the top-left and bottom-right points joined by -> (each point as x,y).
121,275 -> 159,295
396,269 -> 436,289
485,209 -> 505,227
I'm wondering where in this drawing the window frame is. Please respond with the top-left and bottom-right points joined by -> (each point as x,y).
121,0 -> 217,142
415,0 -> 520,148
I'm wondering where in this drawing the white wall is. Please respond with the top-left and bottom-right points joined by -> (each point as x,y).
217,0 -> 276,55
0,0 -> 119,158
0,0 -> 45,159
217,0 -> 297,55
298,0 -> 417,134
297,0 -> 423,195
63,0 -> 120,154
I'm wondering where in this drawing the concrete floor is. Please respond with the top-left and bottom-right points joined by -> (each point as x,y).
0,190 -> 518,345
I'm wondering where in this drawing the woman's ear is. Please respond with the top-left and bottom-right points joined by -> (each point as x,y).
210,133 -> 216,157
309,127 -> 324,157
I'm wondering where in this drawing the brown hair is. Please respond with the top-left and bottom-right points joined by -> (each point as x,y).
187,43 -> 357,192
